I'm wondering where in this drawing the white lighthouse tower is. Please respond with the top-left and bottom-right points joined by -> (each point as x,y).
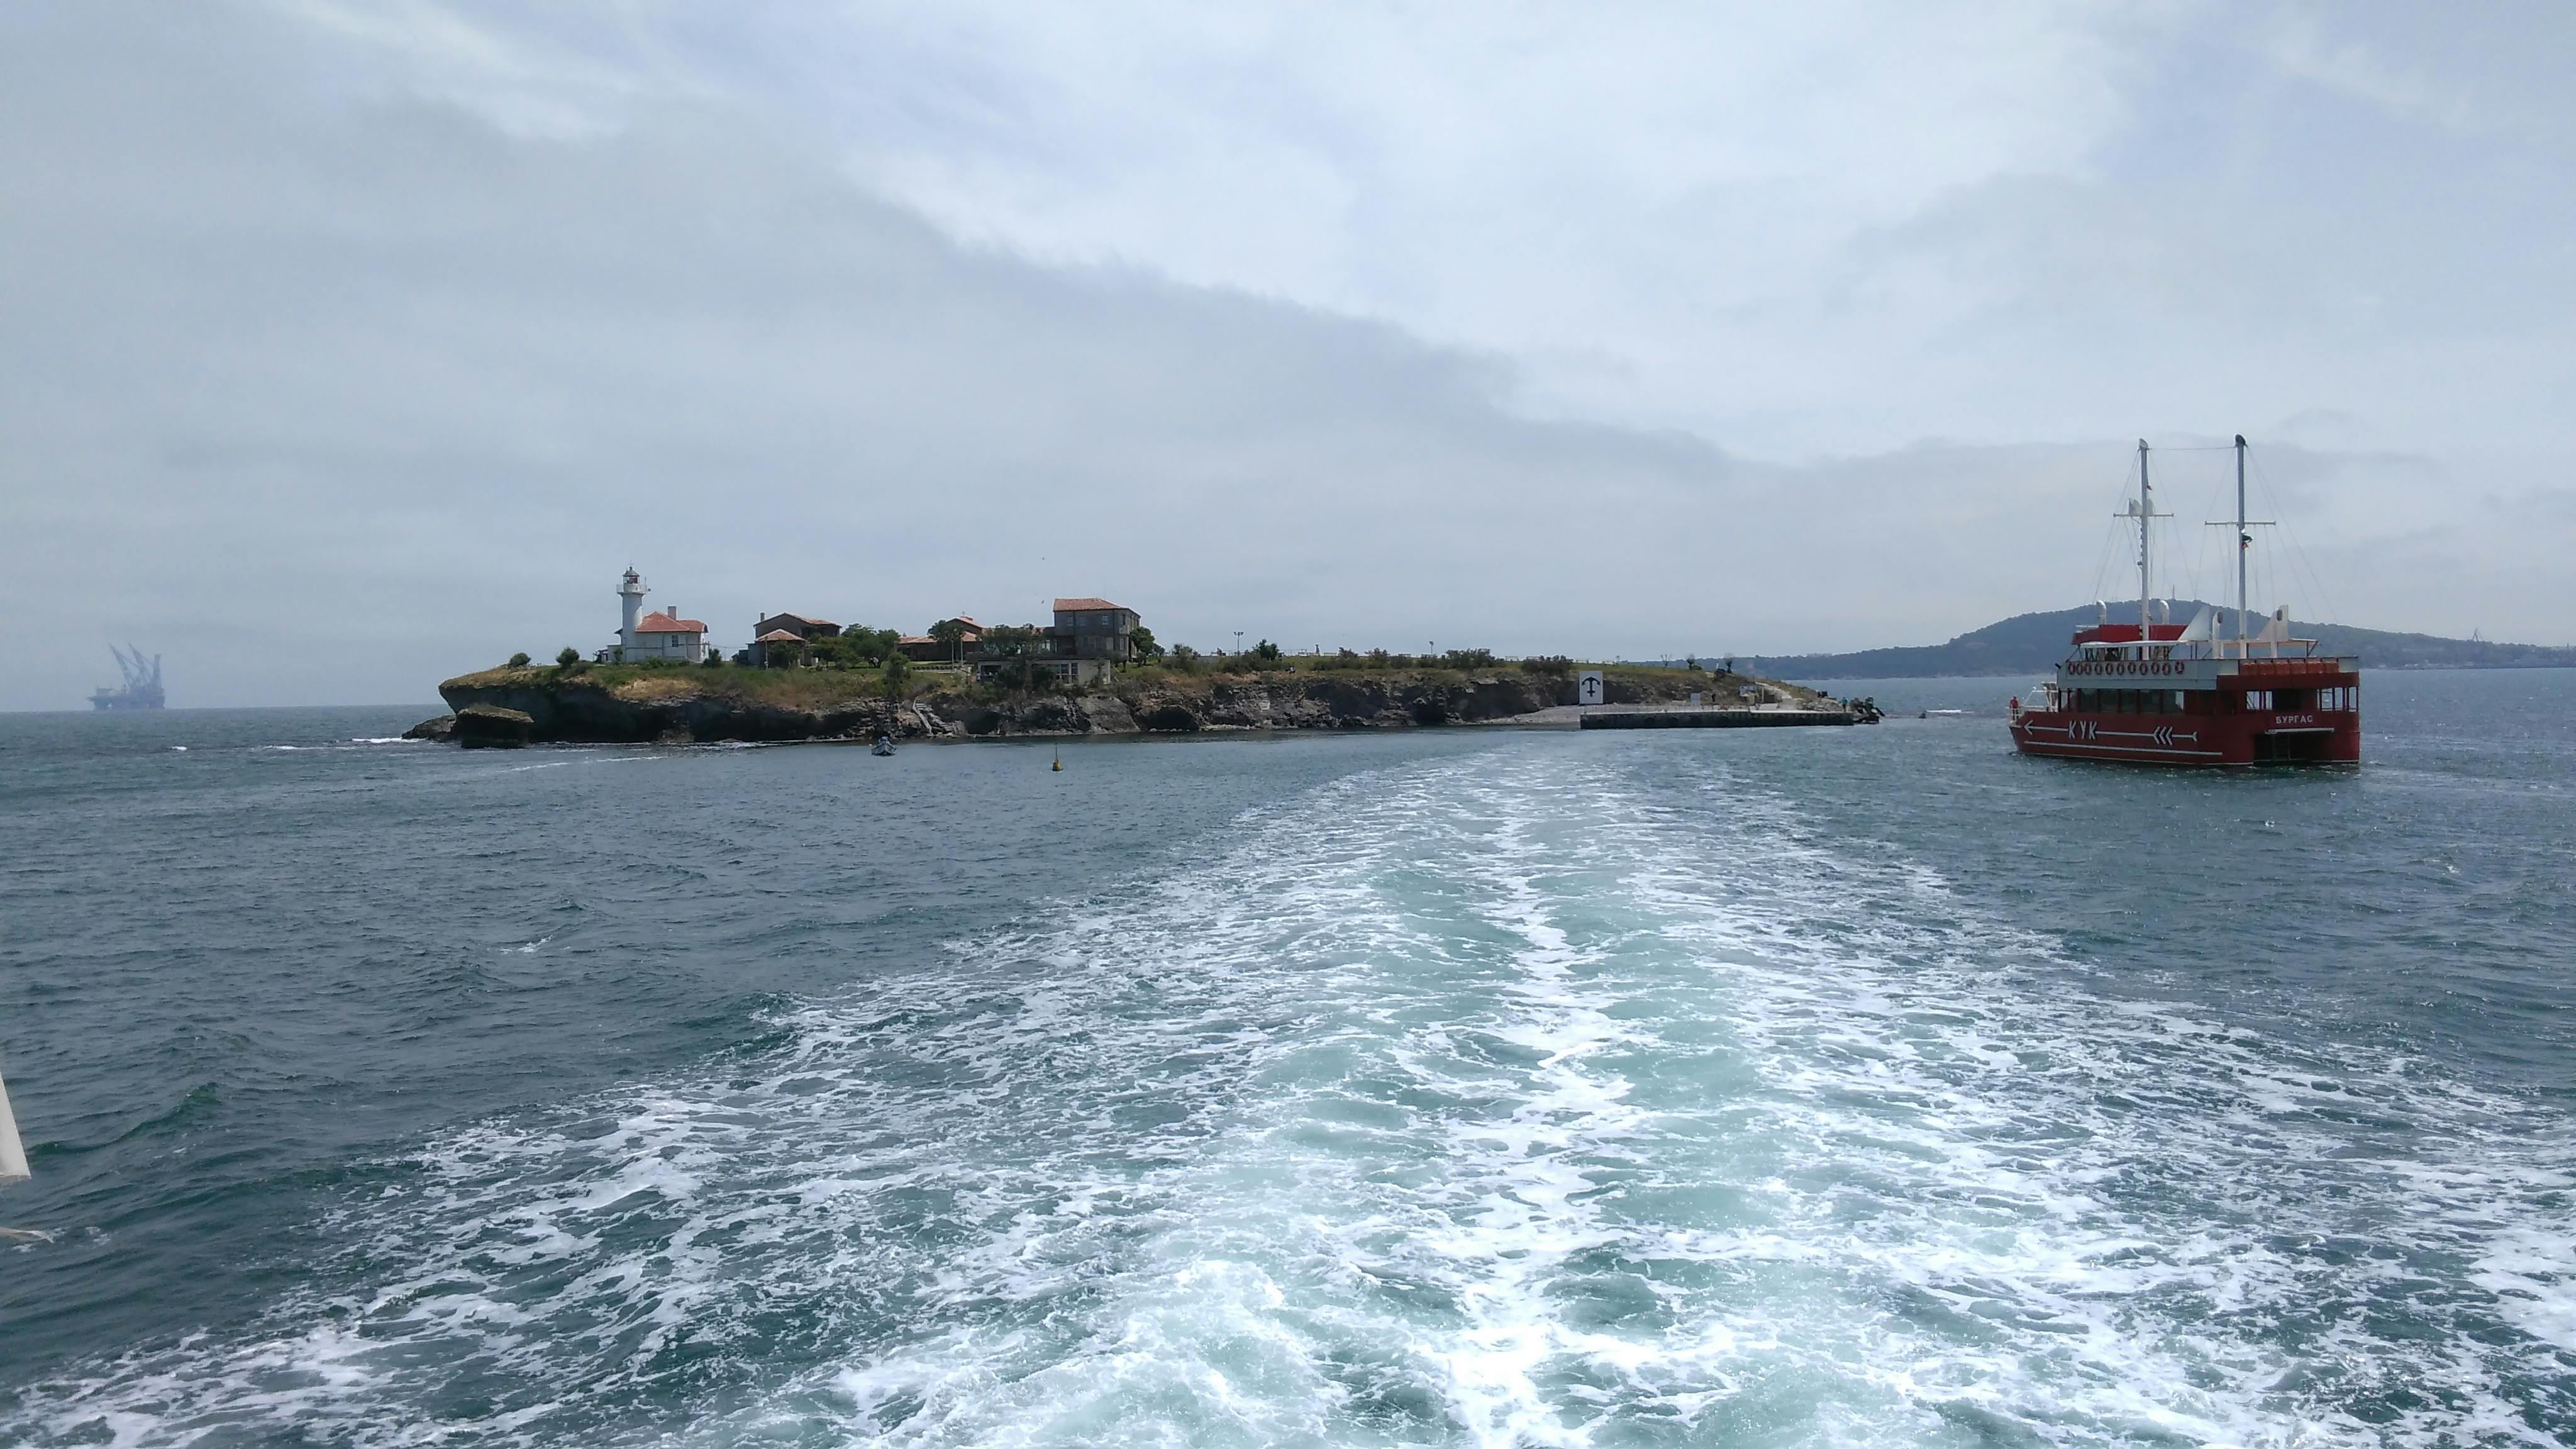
616,566 -> 648,661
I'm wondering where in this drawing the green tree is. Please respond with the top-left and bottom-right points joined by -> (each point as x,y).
980,624 -> 1046,689
555,647 -> 582,668
837,626 -> 901,665
928,618 -> 970,663
508,652 -> 531,669
881,652 -> 912,697
1129,625 -> 1164,662
1169,644 -> 1201,673
1253,638 -> 1282,661
699,648 -> 724,667
806,633 -> 862,669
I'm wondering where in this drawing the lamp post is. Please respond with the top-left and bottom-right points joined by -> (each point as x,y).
1233,630 -> 1244,657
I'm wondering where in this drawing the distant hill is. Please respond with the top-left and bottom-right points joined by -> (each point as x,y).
1754,604 -> 2576,680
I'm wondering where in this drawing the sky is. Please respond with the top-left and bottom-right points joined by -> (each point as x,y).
3,0 -> 2571,708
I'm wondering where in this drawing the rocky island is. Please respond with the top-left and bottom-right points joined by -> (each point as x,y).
411,658 -> 1829,746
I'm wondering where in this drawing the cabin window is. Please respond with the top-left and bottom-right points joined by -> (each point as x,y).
2245,689 -> 2272,711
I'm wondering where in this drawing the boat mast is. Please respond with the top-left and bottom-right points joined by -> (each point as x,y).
2137,438 -> 2152,655
2235,434 -> 2249,651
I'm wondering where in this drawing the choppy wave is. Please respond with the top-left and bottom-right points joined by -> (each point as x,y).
13,748 -> 2572,1446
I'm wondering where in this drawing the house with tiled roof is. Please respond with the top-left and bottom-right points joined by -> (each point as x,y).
748,628 -> 810,667
755,612 -> 840,641
1050,598 -> 1140,669
626,611 -> 710,662
972,597 -> 1143,686
897,616 -> 982,665
611,567 -> 712,663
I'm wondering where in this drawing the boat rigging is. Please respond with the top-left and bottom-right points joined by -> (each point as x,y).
2007,436 -> 2360,766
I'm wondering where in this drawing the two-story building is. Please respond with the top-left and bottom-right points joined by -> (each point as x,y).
969,599 -> 1141,686
1048,598 -> 1139,669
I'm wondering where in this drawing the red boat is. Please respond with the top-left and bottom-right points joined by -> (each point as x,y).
2008,436 -> 2359,767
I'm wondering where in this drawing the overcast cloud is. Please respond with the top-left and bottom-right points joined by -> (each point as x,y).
2,1 -> 2570,708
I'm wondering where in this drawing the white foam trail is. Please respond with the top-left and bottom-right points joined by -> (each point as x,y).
12,743 -> 2571,1448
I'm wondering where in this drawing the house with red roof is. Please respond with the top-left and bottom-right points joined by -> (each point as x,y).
897,616 -> 982,665
748,628 -> 809,667
755,612 -> 839,641
610,567 -> 712,663
1049,598 -> 1140,669
624,609 -> 711,663
974,598 -> 1143,686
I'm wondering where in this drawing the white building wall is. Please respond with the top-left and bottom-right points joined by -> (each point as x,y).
622,632 -> 706,663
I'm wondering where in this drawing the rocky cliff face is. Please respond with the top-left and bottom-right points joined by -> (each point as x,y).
424,668 -> 1714,745
431,677 -> 920,744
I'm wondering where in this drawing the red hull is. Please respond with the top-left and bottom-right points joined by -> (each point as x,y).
2010,708 -> 2357,765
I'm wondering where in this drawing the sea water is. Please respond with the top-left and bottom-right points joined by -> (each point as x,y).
1,672 -> 2571,1446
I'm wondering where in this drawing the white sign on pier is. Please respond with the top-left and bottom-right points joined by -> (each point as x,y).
1577,670 -> 1605,707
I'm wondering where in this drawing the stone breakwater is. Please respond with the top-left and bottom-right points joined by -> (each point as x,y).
415,669 -> 1774,745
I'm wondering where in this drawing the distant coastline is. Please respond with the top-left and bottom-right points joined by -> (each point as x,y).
1755,603 -> 2576,680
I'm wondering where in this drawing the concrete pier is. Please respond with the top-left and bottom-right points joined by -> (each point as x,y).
1578,707 -> 1855,730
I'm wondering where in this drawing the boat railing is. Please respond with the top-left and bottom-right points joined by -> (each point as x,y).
2147,636 -> 2328,663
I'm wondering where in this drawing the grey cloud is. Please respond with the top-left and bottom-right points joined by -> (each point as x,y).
2,3 -> 2568,710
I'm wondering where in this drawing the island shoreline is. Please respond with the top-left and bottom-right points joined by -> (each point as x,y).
413,663 -> 1844,747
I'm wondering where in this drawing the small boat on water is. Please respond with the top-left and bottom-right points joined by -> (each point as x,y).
2009,436 -> 2359,766
871,735 -> 896,757
1,1060 -> 48,1243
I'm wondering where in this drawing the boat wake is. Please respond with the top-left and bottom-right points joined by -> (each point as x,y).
11,748 -> 2570,1446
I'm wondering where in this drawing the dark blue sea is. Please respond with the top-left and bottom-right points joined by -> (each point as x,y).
2,671 -> 2572,1446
